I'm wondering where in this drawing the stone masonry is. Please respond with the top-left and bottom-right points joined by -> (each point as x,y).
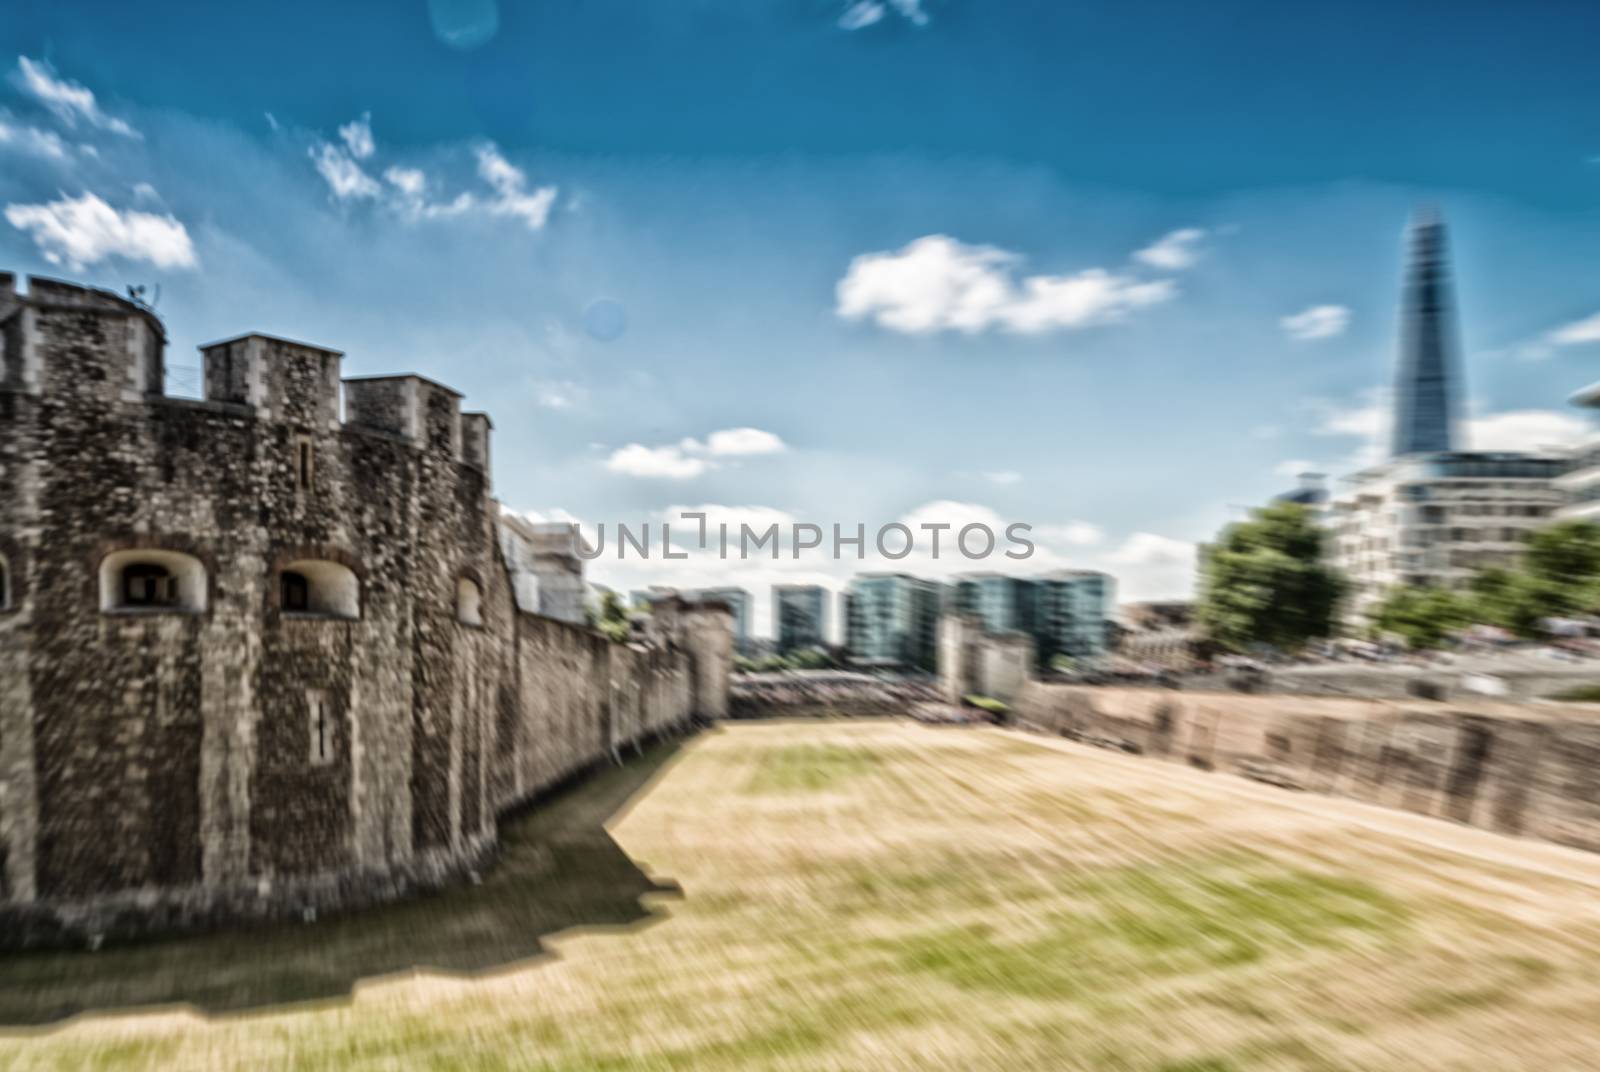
0,273 -> 732,949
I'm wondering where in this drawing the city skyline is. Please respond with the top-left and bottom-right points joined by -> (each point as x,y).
4,2 -> 1600,636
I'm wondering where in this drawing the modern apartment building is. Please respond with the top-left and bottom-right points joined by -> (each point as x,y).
844,572 -> 942,671
948,570 -> 1114,667
773,583 -> 829,652
950,573 -> 1037,634
1330,453 -> 1568,620
1034,570 -> 1115,664
1557,381 -> 1600,521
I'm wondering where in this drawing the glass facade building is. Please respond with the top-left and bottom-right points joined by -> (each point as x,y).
1392,210 -> 1463,458
1034,571 -> 1115,665
948,570 -> 1114,668
950,574 -> 1037,635
773,584 -> 828,652
844,573 -> 942,671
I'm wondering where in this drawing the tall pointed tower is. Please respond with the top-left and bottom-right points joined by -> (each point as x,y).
1391,208 -> 1463,457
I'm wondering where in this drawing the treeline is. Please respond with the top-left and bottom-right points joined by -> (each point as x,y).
1196,502 -> 1600,653
1369,520 -> 1600,648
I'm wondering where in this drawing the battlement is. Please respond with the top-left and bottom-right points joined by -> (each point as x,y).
199,333 -> 343,429
344,374 -> 464,458
2,270 -> 490,465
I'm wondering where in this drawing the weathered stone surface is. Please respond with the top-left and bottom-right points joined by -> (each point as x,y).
0,274 -> 732,948
1014,681 -> 1600,854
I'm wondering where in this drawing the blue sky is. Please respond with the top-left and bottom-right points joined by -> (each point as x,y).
4,0 -> 1600,634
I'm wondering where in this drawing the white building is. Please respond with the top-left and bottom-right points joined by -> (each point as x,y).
499,515 -> 591,625
1329,452 -> 1568,623
1556,381 -> 1600,522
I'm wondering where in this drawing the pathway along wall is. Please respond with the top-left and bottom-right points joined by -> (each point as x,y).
0,274 -> 732,950
1014,683 -> 1600,854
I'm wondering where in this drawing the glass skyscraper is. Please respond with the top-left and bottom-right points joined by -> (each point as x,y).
1392,209 -> 1462,458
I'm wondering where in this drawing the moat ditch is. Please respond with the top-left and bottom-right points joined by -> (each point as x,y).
0,740 -> 687,1026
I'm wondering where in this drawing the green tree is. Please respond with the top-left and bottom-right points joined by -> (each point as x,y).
596,590 -> 633,643
1463,521 -> 1600,638
1524,520 -> 1600,611
1369,584 -> 1473,649
1197,502 -> 1347,653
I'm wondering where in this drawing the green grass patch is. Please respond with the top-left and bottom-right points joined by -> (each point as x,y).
1550,684 -> 1600,703
888,854 -> 1409,999
744,743 -> 879,793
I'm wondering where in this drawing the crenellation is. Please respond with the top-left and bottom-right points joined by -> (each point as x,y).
461,411 -> 491,477
0,270 -> 733,950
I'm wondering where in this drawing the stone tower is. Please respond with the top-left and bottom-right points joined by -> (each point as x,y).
1391,207 -> 1463,457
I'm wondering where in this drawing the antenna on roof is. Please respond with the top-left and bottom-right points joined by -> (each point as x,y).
126,283 -> 160,311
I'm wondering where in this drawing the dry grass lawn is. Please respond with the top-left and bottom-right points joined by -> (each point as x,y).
6,719 -> 1600,1070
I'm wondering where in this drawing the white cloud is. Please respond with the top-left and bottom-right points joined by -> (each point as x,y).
1546,311 -> 1600,348
838,2 -> 886,29
13,57 -> 139,138
383,166 -> 425,197
1509,309 -> 1600,360
4,191 -> 197,270
888,0 -> 929,24
837,235 -> 1176,336
532,380 -> 586,410
0,114 -> 68,160
475,143 -> 557,231
1100,532 -> 1196,602
1036,521 -> 1103,546
383,165 -> 476,219
1133,227 -> 1206,270
705,427 -> 786,456
605,426 -> 787,478
1281,304 -> 1351,341
1467,410 -> 1593,452
838,0 -> 926,29
309,141 -> 380,200
1313,389 -> 1591,464
338,113 -> 375,159
663,504 -> 799,544
1105,532 -> 1194,567
605,443 -> 710,480
982,470 -> 1023,485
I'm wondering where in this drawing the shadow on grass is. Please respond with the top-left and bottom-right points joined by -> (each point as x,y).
0,738 -> 687,1026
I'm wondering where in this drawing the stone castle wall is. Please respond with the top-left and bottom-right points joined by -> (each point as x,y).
0,273 -> 731,948
1015,682 -> 1600,855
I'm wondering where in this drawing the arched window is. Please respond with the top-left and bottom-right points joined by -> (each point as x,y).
99,550 -> 208,614
456,577 -> 483,626
278,559 -> 360,620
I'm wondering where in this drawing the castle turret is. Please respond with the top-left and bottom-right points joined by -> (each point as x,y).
13,277 -> 165,402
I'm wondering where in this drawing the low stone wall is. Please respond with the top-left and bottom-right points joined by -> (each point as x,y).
729,675 -> 941,720
1014,682 -> 1600,855
1200,665 -> 1600,703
